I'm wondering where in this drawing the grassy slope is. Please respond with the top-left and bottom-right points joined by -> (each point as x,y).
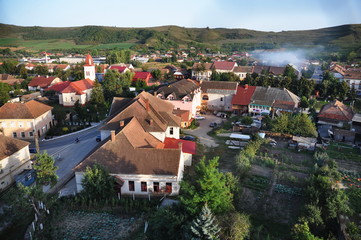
0,23 -> 360,51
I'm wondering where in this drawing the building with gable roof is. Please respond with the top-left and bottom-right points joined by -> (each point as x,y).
200,81 -> 238,111
74,91 -> 195,196
318,100 -> 354,128
0,135 -> 32,191
155,79 -> 201,118
59,79 -> 94,106
0,100 -> 53,139
233,66 -> 253,80
132,72 -> 159,87
191,62 -> 213,81
343,68 -> 361,95
231,84 -> 257,114
212,61 -> 238,73
28,75 -> 62,91
0,74 -> 24,86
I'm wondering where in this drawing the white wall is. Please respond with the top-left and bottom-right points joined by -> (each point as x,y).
204,93 -> 234,111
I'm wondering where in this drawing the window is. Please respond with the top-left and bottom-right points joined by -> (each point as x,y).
18,122 -> 23,128
13,132 -> 17,138
141,182 -> 147,192
202,95 -> 209,100
169,127 -> 174,135
168,96 -> 174,100
166,183 -> 172,193
220,97 -> 223,102
153,182 -> 159,192
128,181 -> 135,191
29,132 -> 34,137
21,132 -> 25,138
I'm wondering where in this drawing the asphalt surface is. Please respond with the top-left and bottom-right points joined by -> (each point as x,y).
183,114 -> 224,147
35,123 -> 102,181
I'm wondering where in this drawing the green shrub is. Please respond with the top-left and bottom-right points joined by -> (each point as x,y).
62,127 -> 69,132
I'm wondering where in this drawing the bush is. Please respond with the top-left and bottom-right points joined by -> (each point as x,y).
62,127 -> 69,133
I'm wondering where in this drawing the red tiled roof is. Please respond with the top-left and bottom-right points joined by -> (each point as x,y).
84,54 -> 94,66
28,76 -> 58,88
173,109 -> 191,122
232,85 -> 256,105
61,79 -> 94,94
318,100 -> 354,122
109,66 -> 127,73
212,61 -> 237,71
56,64 -> 69,70
133,72 -> 152,80
163,137 -> 196,155
45,81 -> 71,92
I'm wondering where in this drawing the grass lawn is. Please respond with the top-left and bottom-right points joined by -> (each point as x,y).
326,142 -> 361,163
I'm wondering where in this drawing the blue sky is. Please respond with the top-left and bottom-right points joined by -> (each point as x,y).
0,0 -> 360,32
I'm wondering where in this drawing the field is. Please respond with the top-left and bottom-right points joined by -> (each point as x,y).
0,38 -> 134,51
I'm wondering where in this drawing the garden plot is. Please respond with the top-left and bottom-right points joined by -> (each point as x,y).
50,211 -> 143,240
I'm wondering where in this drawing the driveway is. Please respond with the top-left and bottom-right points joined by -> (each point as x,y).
183,114 -> 224,148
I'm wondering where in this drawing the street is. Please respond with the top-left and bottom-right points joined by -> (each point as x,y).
35,124 -> 102,181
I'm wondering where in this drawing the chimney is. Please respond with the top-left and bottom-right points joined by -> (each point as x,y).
178,142 -> 183,151
145,99 -> 150,112
110,130 -> 115,141
46,75 -> 49,78
119,120 -> 124,128
245,84 -> 248,89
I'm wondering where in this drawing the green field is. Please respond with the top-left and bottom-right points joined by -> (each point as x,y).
0,38 -> 134,51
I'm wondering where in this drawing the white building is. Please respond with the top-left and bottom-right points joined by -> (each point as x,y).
200,81 -> 238,111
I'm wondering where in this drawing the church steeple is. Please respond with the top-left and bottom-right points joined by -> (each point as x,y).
84,54 -> 95,81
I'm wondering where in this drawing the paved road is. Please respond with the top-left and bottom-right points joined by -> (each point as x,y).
183,114 -> 224,147
35,124 -> 102,181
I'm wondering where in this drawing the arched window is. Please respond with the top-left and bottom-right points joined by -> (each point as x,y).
202,95 -> 209,100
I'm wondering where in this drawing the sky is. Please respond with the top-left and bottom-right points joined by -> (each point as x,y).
0,0 -> 360,32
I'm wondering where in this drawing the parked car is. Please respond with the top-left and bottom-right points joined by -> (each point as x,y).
194,115 -> 205,120
209,122 -> 217,128
29,148 -> 37,154
96,135 -> 101,142
180,135 -> 196,141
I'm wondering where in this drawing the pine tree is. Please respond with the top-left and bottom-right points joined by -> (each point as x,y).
191,204 -> 220,240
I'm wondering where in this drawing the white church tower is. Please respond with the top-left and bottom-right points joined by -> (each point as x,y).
84,54 -> 96,81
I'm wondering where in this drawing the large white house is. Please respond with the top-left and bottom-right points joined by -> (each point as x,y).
74,91 -> 196,196
200,81 -> 238,111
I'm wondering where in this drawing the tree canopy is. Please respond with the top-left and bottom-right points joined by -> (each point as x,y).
33,152 -> 58,187
180,156 -> 234,215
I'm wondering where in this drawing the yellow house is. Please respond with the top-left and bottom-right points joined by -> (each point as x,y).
0,135 -> 32,191
0,100 -> 54,139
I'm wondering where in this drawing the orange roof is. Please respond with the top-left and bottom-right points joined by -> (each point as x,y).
318,100 -> 354,122
61,79 -> 94,94
84,54 -> 94,66
0,100 -> 53,119
0,135 -> 30,159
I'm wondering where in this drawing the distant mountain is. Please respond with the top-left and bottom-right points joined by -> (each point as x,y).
0,23 -> 360,52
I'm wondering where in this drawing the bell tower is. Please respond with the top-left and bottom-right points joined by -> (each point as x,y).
84,54 -> 95,81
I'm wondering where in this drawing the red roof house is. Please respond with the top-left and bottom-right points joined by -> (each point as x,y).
45,81 -> 71,93
318,100 -> 354,127
59,79 -> 94,106
108,65 -> 128,73
28,76 -> 62,91
212,61 -> 237,72
132,72 -> 158,86
231,85 -> 257,114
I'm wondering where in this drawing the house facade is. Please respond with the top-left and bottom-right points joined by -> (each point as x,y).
0,100 -> 53,139
233,66 -> 253,80
74,91 -> 195,197
155,79 -> 201,118
0,136 -> 32,191
343,69 -> 361,95
200,81 -> 238,111
231,85 -> 257,114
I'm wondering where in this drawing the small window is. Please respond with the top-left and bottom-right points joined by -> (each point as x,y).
153,182 -> 159,192
169,127 -> 174,135
29,132 -> 34,137
13,132 -> 17,138
202,95 -> 209,100
129,181 -> 135,191
141,182 -> 147,192
21,132 -> 25,138
18,122 -> 23,128
220,97 -> 223,102
166,183 -> 172,193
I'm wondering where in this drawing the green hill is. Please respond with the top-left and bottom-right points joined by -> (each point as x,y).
0,23 -> 360,52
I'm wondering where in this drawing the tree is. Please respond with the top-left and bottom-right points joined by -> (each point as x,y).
34,65 -> 48,75
218,212 -> 251,240
241,116 -> 253,125
33,152 -> 58,187
0,82 -> 11,106
81,164 -> 115,200
292,221 -> 323,240
300,96 -> 309,109
90,80 -> 105,106
191,204 -> 221,240
151,69 -> 162,80
74,100 -> 86,125
180,157 -> 234,215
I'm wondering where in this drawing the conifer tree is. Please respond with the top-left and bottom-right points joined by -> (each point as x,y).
191,204 -> 220,240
